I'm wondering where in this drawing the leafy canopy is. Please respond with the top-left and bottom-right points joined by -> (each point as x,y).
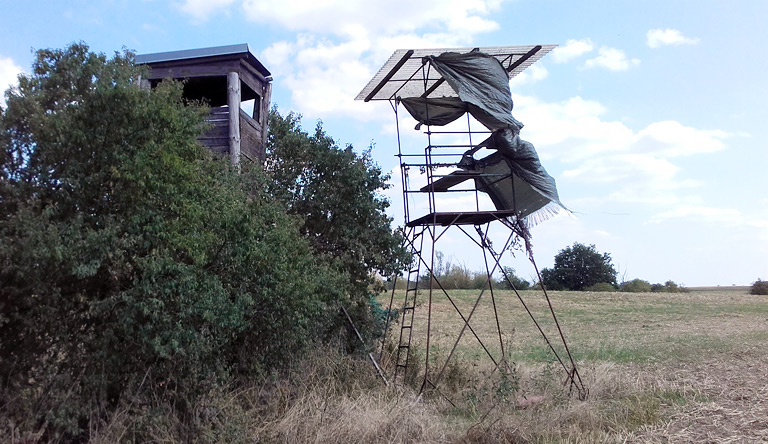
0,43 -> 403,440
541,242 -> 617,291
265,110 -> 409,339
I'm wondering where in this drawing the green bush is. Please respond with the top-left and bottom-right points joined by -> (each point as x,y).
266,110 -> 409,344
496,266 -> 531,290
418,251 -> 493,290
620,279 -> 653,293
585,282 -> 617,292
651,280 -> 688,293
0,44 -> 404,441
750,279 -> 768,295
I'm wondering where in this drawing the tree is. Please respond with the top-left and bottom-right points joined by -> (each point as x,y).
265,110 -> 409,342
540,242 -> 617,291
0,43 -> 349,439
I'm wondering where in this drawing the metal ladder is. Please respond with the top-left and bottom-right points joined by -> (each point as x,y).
393,225 -> 425,382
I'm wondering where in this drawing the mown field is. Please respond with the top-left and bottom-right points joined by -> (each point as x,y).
90,287 -> 765,443
350,286 -> 768,443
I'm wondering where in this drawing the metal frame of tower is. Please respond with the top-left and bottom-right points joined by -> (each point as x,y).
358,46 -> 587,402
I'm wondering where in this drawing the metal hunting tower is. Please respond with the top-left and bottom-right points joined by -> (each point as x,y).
136,44 -> 272,165
357,46 -> 586,401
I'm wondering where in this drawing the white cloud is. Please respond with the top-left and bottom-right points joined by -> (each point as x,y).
635,121 -> 730,157
649,206 -> 741,224
508,63 -> 548,88
550,38 -> 594,63
514,95 -> 633,161
582,46 -> 640,71
510,94 -> 732,206
238,0 -> 503,36
253,0 -> 506,120
0,56 -> 23,109
176,0 -> 237,21
563,154 -> 679,185
646,28 -> 700,48
649,207 -> 768,243
260,35 -> 380,119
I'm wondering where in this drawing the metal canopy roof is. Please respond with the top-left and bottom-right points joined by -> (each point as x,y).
356,44 -> 556,102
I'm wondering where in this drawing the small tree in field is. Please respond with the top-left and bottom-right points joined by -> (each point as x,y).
540,242 -> 617,291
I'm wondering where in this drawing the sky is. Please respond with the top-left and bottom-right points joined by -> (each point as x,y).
1,0 -> 766,286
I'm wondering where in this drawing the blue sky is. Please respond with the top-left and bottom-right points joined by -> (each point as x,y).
1,0 -> 766,286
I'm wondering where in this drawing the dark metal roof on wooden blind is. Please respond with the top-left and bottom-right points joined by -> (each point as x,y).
136,43 -> 271,77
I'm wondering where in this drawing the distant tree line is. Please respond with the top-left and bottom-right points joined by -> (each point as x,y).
390,251 -> 532,291
393,243 -> 689,293
540,243 -> 688,293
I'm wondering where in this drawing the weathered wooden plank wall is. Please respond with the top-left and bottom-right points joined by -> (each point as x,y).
198,107 -> 264,162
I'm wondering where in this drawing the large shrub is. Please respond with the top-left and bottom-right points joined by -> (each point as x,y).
496,266 -> 532,290
265,110 -> 409,344
620,279 -> 653,293
0,44 -> 358,440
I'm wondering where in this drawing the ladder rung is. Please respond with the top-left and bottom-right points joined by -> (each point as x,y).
398,345 -> 409,348
401,325 -> 411,329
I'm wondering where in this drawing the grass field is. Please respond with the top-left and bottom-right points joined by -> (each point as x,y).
85,287 -> 767,443
361,286 -> 768,443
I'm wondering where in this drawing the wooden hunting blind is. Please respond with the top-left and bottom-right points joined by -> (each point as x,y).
136,43 -> 272,164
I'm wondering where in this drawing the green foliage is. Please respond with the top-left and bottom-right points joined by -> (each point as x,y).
0,43 -> 355,440
585,282 -> 618,292
265,109 -> 409,346
749,279 -> 768,295
418,251 -> 503,290
620,279 -> 653,293
496,266 -> 531,290
436,263 -> 476,289
541,242 -> 618,291
651,280 -> 688,293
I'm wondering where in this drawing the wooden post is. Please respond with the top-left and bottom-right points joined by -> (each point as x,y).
259,80 -> 272,163
227,71 -> 241,167
135,75 -> 150,90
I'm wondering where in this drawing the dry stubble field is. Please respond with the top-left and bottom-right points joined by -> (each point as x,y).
370,286 -> 768,443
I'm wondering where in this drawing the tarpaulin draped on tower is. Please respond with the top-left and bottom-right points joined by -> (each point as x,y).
400,50 -> 565,222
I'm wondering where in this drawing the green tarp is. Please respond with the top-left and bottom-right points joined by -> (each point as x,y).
400,50 -> 565,222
